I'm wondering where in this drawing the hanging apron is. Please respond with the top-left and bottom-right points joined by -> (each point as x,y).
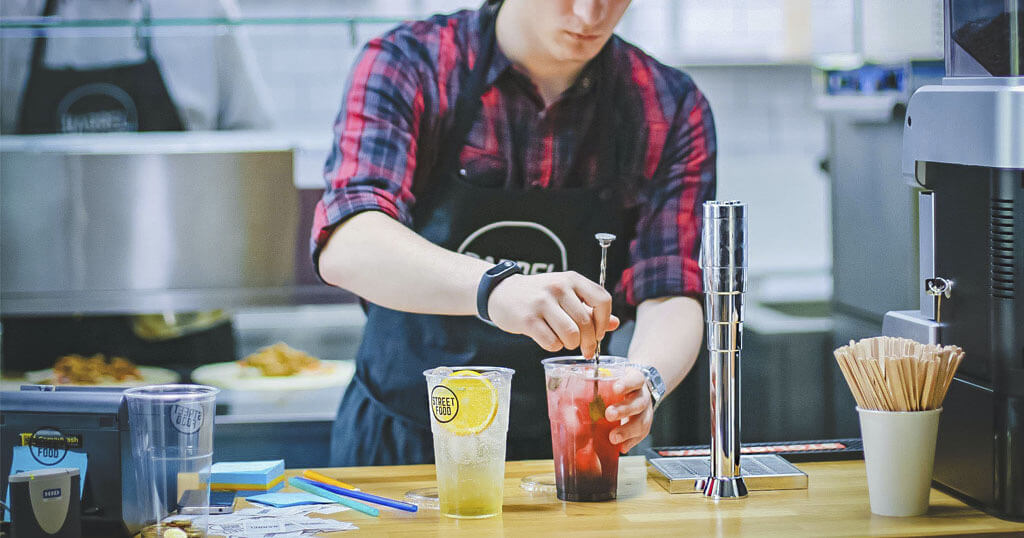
330,0 -> 630,467
1,0 -> 238,372
16,0 -> 184,133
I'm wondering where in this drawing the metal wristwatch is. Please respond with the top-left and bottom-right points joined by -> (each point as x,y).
641,365 -> 667,412
476,260 -> 523,323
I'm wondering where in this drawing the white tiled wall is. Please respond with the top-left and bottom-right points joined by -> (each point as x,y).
238,0 -> 832,276
685,65 -> 831,276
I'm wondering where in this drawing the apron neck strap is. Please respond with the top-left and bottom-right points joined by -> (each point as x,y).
28,0 -> 60,70
436,1 -> 502,180
137,0 -> 156,59
571,42 -> 619,189
29,0 -> 158,72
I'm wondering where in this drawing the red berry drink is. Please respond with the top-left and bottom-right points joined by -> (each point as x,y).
542,356 -> 632,502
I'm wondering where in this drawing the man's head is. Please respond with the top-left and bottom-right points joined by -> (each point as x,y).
512,0 -> 631,64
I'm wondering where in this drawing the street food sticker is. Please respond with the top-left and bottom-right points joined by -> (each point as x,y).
169,403 -> 204,434
430,385 -> 459,424
21,427 -> 82,466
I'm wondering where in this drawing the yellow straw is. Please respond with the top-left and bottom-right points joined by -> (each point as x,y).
302,469 -> 357,491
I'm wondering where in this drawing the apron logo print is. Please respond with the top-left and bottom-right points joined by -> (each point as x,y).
430,385 -> 459,423
55,82 -> 139,133
457,221 -> 569,275
463,254 -> 555,275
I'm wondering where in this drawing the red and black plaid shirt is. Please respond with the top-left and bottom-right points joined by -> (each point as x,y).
312,7 -> 716,306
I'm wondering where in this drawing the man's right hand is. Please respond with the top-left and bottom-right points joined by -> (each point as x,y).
487,271 -> 619,358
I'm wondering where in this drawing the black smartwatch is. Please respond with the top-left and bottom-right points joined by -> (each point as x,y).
476,260 -> 523,323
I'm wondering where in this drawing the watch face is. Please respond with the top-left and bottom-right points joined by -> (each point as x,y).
644,366 -> 665,398
488,260 -> 520,276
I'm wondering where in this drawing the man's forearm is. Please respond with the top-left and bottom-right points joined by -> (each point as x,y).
318,211 -> 491,315
627,296 -> 704,393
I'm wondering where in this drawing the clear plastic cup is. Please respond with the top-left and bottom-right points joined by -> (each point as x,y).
542,356 -> 635,502
125,384 -> 218,535
423,366 -> 513,519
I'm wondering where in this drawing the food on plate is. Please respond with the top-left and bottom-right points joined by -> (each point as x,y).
237,343 -> 328,377
46,353 -> 143,385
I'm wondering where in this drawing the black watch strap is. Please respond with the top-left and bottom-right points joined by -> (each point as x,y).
476,260 -> 523,323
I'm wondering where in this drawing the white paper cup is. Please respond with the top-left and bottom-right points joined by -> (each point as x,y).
857,407 -> 942,517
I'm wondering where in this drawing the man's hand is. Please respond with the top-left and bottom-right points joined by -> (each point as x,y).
605,367 -> 653,453
487,271 -> 619,358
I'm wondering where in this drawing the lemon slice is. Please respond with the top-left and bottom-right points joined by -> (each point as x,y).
437,370 -> 499,436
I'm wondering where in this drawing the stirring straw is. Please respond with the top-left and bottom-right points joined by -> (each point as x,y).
302,469 -> 357,491
587,233 -> 616,423
593,233 -> 615,368
288,477 -> 380,517
295,476 -> 418,513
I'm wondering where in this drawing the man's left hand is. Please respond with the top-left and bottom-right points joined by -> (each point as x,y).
604,367 -> 653,453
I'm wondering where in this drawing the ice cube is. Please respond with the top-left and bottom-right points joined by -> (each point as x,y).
560,404 -> 583,438
563,371 -> 594,404
444,434 -> 475,464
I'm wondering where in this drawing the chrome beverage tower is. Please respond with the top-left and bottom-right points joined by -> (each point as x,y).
700,200 -> 748,499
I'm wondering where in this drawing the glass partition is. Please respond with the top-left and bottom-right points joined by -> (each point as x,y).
1,0 -> 823,136
0,14 -> 409,134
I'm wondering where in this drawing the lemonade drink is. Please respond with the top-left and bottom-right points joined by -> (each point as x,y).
434,436 -> 505,517
542,356 -> 633,501
424,366 -> 514,519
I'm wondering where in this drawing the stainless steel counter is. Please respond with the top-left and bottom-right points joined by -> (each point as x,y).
0,130 -> 346,315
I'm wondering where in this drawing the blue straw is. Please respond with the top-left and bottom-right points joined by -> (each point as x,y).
287,477 -> 379,517
293,476 -> 418,513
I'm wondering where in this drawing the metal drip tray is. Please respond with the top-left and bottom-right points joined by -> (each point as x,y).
648,454 -> 808,494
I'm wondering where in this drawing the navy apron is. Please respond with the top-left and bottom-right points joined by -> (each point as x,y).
330,0 -> 630,467
16,0 -> 184,133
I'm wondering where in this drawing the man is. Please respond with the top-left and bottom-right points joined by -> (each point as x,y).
313,0 -> 714,466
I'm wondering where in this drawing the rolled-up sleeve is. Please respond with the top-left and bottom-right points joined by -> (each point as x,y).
617,87 -> 716,306
311,34 -> 427,278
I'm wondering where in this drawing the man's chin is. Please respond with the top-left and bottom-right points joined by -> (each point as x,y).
550,41 -> 605,64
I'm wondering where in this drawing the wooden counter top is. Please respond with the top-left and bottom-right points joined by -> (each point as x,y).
259,459 -> 1024,536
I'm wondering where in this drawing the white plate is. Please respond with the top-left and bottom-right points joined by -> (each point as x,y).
2,366 -> 181,390
190,360 -> 355,392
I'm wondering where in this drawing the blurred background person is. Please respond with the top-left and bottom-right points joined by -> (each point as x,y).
1,0 -> 272,133
0,0 -> 273,370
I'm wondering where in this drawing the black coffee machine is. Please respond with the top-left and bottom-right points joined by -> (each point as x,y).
883,0 -> 1023,521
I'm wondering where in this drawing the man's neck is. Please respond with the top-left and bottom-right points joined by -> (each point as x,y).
494,2 -> 586,106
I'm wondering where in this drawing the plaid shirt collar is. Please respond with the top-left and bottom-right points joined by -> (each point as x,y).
472,6 -> 601,103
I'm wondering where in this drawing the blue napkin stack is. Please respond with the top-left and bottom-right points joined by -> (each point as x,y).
210,459 -> 285,496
